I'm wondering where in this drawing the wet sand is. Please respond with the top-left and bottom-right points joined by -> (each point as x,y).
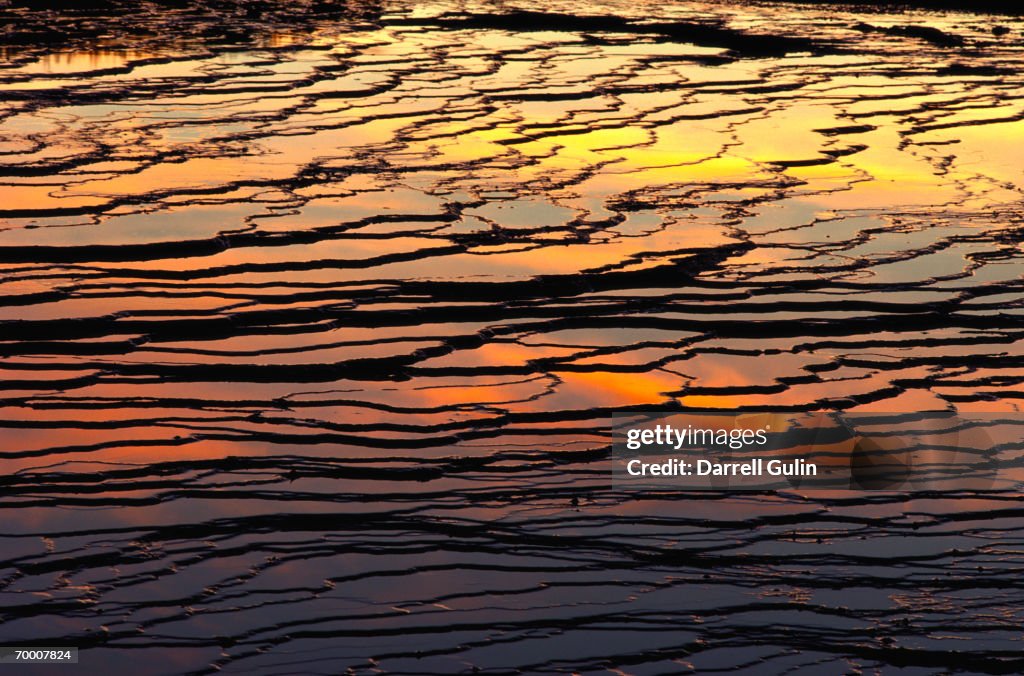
1,1 -> 1023,673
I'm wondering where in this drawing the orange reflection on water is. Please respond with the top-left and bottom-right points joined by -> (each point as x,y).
2,4 -> 1023,522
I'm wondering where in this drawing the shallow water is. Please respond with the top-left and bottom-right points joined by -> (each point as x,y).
1,1 -> 1023,673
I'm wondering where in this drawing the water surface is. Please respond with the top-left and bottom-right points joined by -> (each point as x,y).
1,1 -> 1023,673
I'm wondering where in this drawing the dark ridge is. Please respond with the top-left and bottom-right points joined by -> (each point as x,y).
772,0 -> 1024,14
936,62 -> 1009,76
390,11 -> 829,57
852,21 -> 965,46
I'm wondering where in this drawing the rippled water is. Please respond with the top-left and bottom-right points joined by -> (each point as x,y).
1,1 -> 1023,673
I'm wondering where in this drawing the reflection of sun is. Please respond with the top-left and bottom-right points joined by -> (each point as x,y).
558,370 -> 682,406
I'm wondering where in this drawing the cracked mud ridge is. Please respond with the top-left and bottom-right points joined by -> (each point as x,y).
1,0 -> 1024,673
